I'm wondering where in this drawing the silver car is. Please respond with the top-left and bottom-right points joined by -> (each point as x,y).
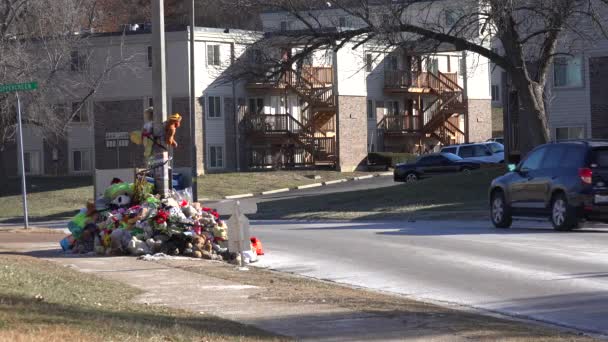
440,142 -> 505,164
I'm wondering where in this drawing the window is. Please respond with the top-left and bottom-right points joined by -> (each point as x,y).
147,46 -> 153,67
541,145 -> 566,169
445,10 -> 459,27
592,148 -> 608,167
487,143 -> 504,153
442,147 -> 457,155
555,126 -> 585,141
209,145 -> 224,168
248,49 -> 263,64
71,102 -> 88,123
458,145 -> 474,158
207,44 -> 221,66
386,101 -> 400,116
520,147 -> 546,171
365,53 -> 373,72
554,56 -> 583,87
339,17 -> 346,27
367,100 -> 374,119
22,151 -> 41,175
280,21 -> 291,31
385,55 -> 398,71
72,150 -> 91,172
70,50 -> 87,72
208,96 -> 222,118
249,98 -> 264,115
473,144 -> 491,157
491,85 -> 500,102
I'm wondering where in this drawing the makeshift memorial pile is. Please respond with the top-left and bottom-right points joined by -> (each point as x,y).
59,178 -> 264,264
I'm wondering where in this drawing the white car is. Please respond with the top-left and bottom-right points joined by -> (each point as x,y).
440,142 -> 504,164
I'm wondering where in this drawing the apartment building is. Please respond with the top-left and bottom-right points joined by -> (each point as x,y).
2,1 -> 494,176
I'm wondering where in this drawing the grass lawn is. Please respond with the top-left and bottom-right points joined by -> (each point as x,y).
0,171 -> 371,221
254,167 -> 506,221
0,254 -> 282,342
197,170 -> 370,200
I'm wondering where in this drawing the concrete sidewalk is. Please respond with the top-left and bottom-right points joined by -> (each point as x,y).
0,232 -> 462,342
49,255 -> 458,342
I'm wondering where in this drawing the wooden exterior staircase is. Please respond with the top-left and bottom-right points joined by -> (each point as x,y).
379,70 -> 467,147
244,66 -> 337,168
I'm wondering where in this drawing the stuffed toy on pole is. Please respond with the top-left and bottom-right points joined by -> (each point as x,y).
151,0 -> 170,198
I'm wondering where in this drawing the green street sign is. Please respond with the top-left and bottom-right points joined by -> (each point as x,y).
0,82 -> 38,93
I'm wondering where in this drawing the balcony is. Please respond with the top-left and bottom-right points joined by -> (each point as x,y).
379,115 -> 422,133
384,70 -> 459,93
247,66 -> 333,88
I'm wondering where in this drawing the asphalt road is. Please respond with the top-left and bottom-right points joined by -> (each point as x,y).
251,219 -> 608,337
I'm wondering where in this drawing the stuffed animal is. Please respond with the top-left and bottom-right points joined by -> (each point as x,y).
104,183 -> 134,209
127,237 -> 151,256
146,238 -> 163,254
164,113 -> 182,148
110,229 -> 132,255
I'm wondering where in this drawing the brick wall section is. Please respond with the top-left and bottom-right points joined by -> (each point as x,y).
591,57 -> 608,138
43,136 -> 69,176
94,100 -> 144,170
337,95 -> 368,171
224,97 -> 237,171
467,99 -> 492,143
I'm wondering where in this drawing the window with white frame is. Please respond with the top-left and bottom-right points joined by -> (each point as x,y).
71,102 -> 88,123
147,46 -> 153,67
72,149 -> 91,172
491,85 -> 500,102
554,56 -> 583,88
445,10 -> 460,27
249,98 -> 264,115
22,151 -> 41,175
367,99 -> 374,119
208,96 -> 222,118
280,21 -> 292,31
365,53 -> 373,72
209,145 -> 224,168
207,44 -> 221,66
555,126 -> 585,141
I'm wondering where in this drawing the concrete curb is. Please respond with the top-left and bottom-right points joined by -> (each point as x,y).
223,171 -> 394,199
323,179 -> 347,185
297,183 -> 323,190
261,188 -> 291,195
224,193 -> 254,199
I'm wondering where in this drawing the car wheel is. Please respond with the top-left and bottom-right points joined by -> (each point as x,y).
405,173 -> 418,183
551,193 -> 580,231
491,190 -> 512,228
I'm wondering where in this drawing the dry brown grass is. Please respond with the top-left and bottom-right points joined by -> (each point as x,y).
0,255 -> 285,342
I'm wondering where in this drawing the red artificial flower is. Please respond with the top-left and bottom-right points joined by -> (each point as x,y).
202,207 -> 212,212
155,210 -> 169,224
180,200 -> 188,207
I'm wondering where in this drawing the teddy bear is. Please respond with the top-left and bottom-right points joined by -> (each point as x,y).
164,113 -> 181,148
146,238 -> 163,254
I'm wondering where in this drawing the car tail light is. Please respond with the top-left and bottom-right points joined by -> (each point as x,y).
579,168 -> 593,185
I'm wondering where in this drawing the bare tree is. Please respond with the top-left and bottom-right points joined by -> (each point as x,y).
227,0 -> 608,155
0,0 -> 137,178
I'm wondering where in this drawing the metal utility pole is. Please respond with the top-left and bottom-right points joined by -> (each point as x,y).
189,0 -> 199,201
152,0 -> 170,198
16,92 -> 29,229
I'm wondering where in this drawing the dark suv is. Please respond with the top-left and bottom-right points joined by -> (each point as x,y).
489,140 -> 608,231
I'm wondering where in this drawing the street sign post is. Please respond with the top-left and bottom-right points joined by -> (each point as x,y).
1,81 -> 39,229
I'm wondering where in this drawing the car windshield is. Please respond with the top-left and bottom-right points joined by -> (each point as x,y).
487,143 -> 504,153
442,152 -> 462,161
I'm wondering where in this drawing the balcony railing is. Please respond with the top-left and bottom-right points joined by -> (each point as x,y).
384,70 -> 459,91
248,66 -> 334,87
381,115 -> 422,132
